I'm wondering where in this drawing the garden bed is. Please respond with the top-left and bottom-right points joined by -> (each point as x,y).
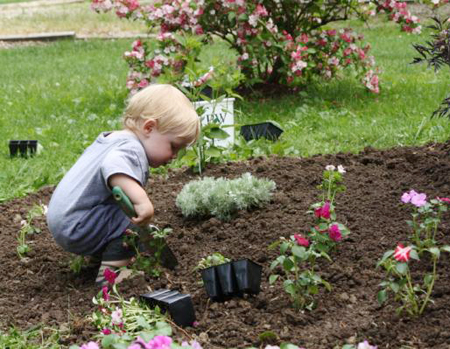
1,141 -> 449,348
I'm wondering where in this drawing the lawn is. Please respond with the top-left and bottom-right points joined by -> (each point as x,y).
1,18 -> 449,202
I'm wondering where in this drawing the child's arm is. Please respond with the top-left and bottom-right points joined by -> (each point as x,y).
108,174 -> 154,226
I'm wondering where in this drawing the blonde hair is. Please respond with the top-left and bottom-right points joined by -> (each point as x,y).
123,84 -> 200,145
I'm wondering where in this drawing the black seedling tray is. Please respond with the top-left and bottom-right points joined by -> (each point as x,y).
9,140 -> 38,158
200,259 -> 262,302
240,122 -> 283,141
141,289 -> 196,327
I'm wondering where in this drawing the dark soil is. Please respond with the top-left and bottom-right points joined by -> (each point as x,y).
1,141 -> 450,349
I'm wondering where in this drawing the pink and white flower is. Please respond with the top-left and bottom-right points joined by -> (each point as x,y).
394,244 -> 412,262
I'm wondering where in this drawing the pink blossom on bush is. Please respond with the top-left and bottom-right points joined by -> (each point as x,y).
362,69 -> 379,93
328,224 -> 342,242
102,328 -> 112,335
111,308 -> 123,326
394,243 -> 412,262
401,190 -> 427,207
437,197 -> 450,204
357,340 -> 378,349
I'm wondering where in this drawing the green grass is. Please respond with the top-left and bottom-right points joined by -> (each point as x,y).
238,21 -> 450,156
1,21 -> 450,202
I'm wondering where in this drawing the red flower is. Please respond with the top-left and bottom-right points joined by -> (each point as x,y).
102,286 -> 110,301
437,197 -> 450,204
328,224 -> 342,242
394,244 -> 412,262
104,268 -> 117,285
294,234 -> 310,247
314,201 -> 331,219
102,328 -> 112,335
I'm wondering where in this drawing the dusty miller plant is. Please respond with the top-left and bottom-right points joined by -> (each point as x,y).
176,172 -> 276,220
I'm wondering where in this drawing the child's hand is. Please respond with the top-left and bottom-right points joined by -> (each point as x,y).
132,201 -> 154,227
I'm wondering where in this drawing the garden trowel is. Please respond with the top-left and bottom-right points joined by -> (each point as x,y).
112,186 -> 178,270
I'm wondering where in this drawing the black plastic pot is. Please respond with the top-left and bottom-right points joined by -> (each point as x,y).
9,140 -> 38,157
216,262 -> 242,297
200,266 -> 224,301
232,259 -> 262,294
140,289 -> 196,327
240,122 -> 283,142
201,259 -> 262,301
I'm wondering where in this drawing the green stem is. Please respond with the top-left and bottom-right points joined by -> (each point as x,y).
405,270 -> 419,314
419,256 -> 437,315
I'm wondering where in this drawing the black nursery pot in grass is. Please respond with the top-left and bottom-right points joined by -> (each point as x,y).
240,122 -> 284,142
200,266 -> 224,301
9,140 -> 38,157
232,259 -> 263,294
140,289 -> 196,327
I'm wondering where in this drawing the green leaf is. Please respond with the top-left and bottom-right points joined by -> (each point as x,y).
390,282 -> 400,293
395,262 -> 408,275
227,11 -> 236,22
207,127 -> 229,139
204,147 -> 222,157
280,344 -> 301,349
378,250 -> 394,266
424,274 -> 434,286
441,245 -> 450,253
428,247 -> 440,259
308,284 -> 319,295
377,289 -> 387,304
409,249 -> 420,260
269,274 -> 279,284
282,257 -> 294,271
102,334 -> 120,348
137,316 -> 150,329
280,242 -> 289,255
291,245 -> 306,259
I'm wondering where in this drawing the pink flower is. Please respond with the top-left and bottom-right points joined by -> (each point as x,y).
328,224 -> 342,241
111,308 -> 123,326
102,286 -> 110,301
437,197 -> 450,204
102,328 -> 112,335
401,190 -> 427,207
314,201 -> 331,219
104,268 -> 117,285
182,340 -> 203,349
394,244 -> 412,262
294,234 -> 310,247
148,335 -> 172,349
80,342 -> 99,349
411,192 -> 427,207
357,341 -> 377,349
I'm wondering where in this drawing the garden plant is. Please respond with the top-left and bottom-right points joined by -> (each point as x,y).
2,0 -> 450,348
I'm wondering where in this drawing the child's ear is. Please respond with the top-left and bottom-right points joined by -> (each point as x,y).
142,119 -> 157,135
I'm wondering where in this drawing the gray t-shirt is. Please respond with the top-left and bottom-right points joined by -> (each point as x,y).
47,132 -> 149,255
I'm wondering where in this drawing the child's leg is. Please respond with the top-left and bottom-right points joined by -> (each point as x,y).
95,235 -> 135,287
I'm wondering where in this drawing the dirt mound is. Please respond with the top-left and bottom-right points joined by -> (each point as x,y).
1,141 -> 450,348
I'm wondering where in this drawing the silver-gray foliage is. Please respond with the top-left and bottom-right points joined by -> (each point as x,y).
176,172 -> 276,220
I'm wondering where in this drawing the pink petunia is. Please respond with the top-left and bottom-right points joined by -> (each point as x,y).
294,234 -> 310,247
102,328 -> 112,335
437,197 -> 450,204
80,342 -> 99,349
104,268 -> 117,285
328,224 -> 342,242
411,192 -> 427,207
394,244 -> 412,262
102,286 -> 110,301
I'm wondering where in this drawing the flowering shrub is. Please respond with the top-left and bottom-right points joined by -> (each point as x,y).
90,0 -> 436,94
307,165 -> 350,254
377,191 -> 450,316
401,189 -> 449,253
269,165 -> 350,309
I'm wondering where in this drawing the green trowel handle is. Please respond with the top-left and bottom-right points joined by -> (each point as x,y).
112,186 -> 137,218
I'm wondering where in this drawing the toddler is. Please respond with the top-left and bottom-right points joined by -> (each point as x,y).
47,84 -> 200,286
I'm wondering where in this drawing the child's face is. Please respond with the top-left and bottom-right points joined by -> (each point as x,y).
140,121 -> 186,167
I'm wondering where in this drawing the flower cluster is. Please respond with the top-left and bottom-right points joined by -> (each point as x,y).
377,0 -> 422,34
90,0 -> 424,93
377,190 -> 450,316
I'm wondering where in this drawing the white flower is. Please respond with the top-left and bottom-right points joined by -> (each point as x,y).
111,308 -> 123,325
325,165 -> 336,171
431,0 -> 440,4
337,165 -> 346,174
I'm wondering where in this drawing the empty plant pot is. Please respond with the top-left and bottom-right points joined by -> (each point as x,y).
200,266 -> 224,301
240,122 -> 283,142
216,262 -> 242,297
232,259 -> 262,294
140,289 -> 196,327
